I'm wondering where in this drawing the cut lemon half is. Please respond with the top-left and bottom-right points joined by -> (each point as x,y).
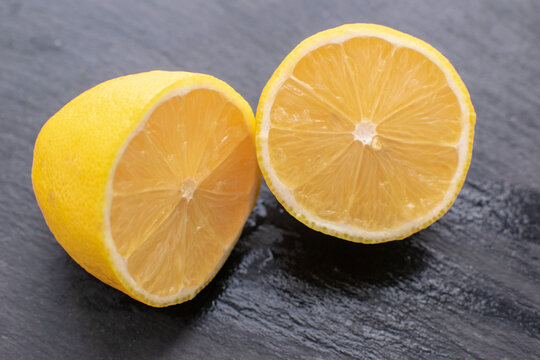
256,24 -> 475,243
32,71 -> 261,306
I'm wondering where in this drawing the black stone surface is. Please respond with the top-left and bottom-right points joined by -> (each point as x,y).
1,1 -> 539,359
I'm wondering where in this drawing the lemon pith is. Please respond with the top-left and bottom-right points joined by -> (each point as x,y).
32,71 -> 260,306
256,24 -> 476,243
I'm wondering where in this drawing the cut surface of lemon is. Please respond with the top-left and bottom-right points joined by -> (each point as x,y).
32,71 -> 260,306
256,24 -> 475,243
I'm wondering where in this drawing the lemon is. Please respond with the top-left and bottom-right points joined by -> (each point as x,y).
32,71 -> 261,306
256,24 -> 476,243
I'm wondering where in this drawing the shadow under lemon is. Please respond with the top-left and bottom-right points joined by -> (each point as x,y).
260,184 -> 431,291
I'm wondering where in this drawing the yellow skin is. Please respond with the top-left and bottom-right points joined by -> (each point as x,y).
255,24 -> 476,243
32,71 -> 258,306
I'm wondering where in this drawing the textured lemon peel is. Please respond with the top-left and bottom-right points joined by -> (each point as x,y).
256,24 -> 476,243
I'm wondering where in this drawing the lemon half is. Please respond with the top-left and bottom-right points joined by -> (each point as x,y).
33,71 -> 261,306
256,24 -> 475,243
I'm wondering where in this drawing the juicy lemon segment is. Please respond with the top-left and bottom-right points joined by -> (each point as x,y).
110,89 -> 258,298
257,24 -> 475,242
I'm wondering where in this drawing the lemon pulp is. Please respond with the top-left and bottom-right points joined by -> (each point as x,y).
265,35 -> 464,234
111,89 -> 259,297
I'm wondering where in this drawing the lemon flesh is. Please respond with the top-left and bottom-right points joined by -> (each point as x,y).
111,89 -> 259,298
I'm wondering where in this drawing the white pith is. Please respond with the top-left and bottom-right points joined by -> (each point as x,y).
352,122 -> 378,146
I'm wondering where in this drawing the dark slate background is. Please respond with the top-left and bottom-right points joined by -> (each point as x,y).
1,1 -> 539,359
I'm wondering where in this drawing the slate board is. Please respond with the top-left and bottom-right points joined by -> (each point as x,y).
1,0 -> 539,359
